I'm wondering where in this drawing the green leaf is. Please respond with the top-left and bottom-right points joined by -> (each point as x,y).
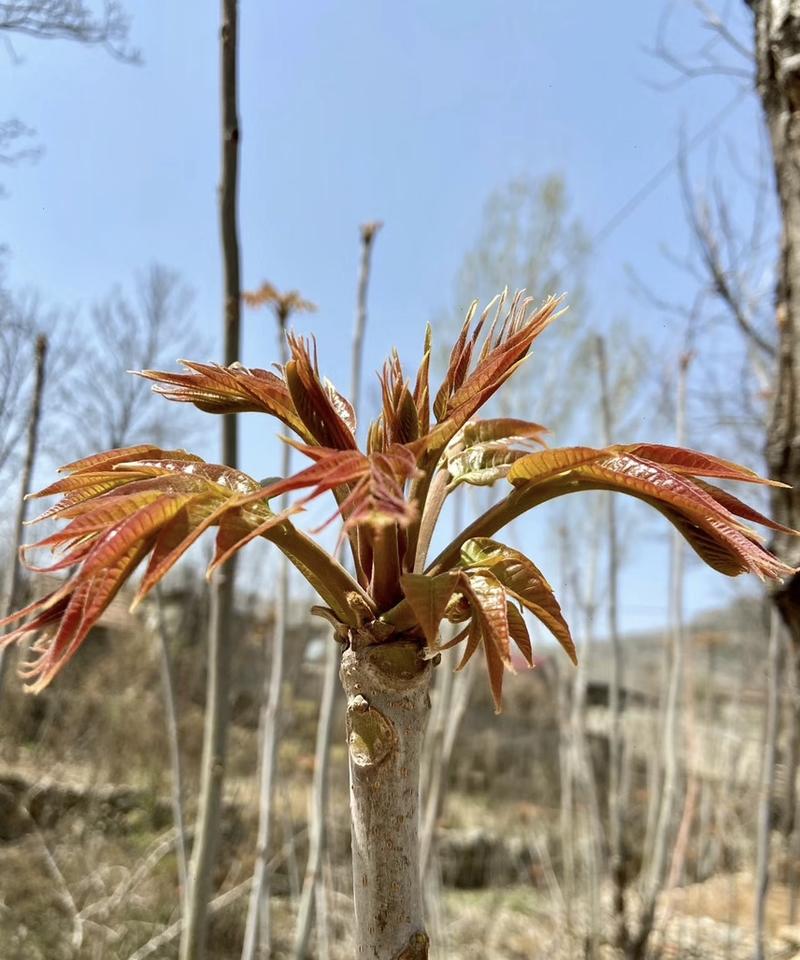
507,447 -> 603,485
462,418 -> 549,447
447,442 -> 528,489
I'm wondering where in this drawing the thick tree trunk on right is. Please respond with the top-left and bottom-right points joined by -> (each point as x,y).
752,0 -> 800,864
757,3 -> 800,612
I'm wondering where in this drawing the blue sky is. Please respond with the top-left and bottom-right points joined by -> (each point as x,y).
2,2 -> 767,634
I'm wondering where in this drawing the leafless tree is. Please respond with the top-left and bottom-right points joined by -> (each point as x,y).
1,1 -> 138,197
649,1 -> 754,90
0,288 -> 38,476
653,1 -> 800,902
436,173 -> 590,434
71,262 -> 199,455
0,117 -> 40,174
631,351 -> 693,960
0,1 -> 139,61
0,331 -> 46,695
595,334 -> 630,950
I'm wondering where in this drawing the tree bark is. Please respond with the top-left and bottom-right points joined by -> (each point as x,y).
756,0 -> 800,640
340,640 -> 431,960
754,608 -> 782,960
292,639 -> 337,959
0,333 -> 47,696
180,2 -> 241,957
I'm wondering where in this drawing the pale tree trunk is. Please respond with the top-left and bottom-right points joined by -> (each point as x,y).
754,608 -> 782,960
419,487 -> 469,884
180,2 -> 241,956
241,315 -> 291,960
340,640 -> 431,959
634,353 -> 691,959
153,589 -> 190,910
0,333 -> 47,696
292,639 -> 337,959
595,335 -> 627,950
561,512 -> 604,955
293,222 -> 381,959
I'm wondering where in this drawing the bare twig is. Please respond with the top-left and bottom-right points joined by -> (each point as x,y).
151,590 -> 189,909
0,0 -> 140,62
293,222 -> 380,958
595,335 -> 627,950
753,608 -> 782,960
14,800 -> 84,951
0,333 -> 46,696
241,292 -> 304,958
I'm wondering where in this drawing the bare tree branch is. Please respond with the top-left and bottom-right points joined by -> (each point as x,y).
0,1 -> 139,62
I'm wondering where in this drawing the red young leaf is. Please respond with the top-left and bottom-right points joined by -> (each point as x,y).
507,446 -> 797,583
284,334 -> 357,450
138,362 -> 309,439
506,603 -> 533,667
0,449 -> 281,690
461,538 -> 576,664
399,571 -> 460,649
246,443 -> 421,532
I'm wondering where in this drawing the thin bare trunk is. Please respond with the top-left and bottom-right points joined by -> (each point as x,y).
293,639 -> 337,958
0,333 -> 47,696
341,640 -> 431,959
648,355 -> 689,898
558,669 -> 577,927
130,834 -> 306,960
242,316 -> 292,960
565,513 -> 604,955
351,221 -> 381,416
557,522 -> 578,930
419,488 -> 468,882
153,589 -> 189,910
754,609 -> 781,960
420,653 -> 476,881
783,635 -> 799,854
180,3 -> 241,957
595,335 -> 626,949
293,222 -> 381,959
